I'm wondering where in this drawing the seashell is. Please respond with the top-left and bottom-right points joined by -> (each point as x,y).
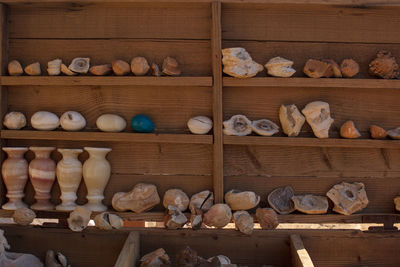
387,127 -> 400,139
96,114 -> 127,132
68,57 -> 90,74
301,101 -> 334,138
187,116 -> 213,135
24,62 -> 41,76
60,64 -> 77,76
94,212 -> 123,230
370,125 -> 387,139
3,111 -> 27,130
326,182 -> 369,215
189,190 -> 214,214
203,203 -> 232,228
222,48 -> 263,78
140,248 -> 171,267
47,59 -> 62,76
303,59 -> 333,78
12,207 -> 36,226
340,59 -> 359,78
67,206 -> 92,232
112,183 -> 160,213
233,210 -> 254,235
279,104 -> 305,137
251,119 -> 279,136
223,114 -> 252,136
369,50 -> 399,79
208,255 -> 231,265
163,188 -> 190,212
394,196 -> 400,212
131,114 -> 155,133
60,111 -> 86,131
322,59 -> 342,78
264,56 -> 296,78
131,57 -> 150,76
162,57 -> 181,76
151,63 -> 162,77
89,64 -> 112,76
291,195 -> 329,215
164,205 -> 188,229
225,189 -> 260,210
256,208 -> 278,230
267,186 -> 295,215
112,60 -> 131,76
31,111 -> 60,131
340,120 -> 361,139
8,60 -> 24,76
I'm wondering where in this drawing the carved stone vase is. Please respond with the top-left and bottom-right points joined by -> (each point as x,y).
83,147 -> 112,212
1,147 -> 29,210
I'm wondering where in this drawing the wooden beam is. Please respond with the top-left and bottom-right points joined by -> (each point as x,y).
290,234 -> 315,267
114,231 -> 140,267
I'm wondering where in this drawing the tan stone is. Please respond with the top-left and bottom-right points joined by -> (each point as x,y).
233,210 -> 254,235
189,190 -> 214,214
340,120 -> 361,139
67,206 -> 92,232
369,50 -> 399,79
279,104 -> 305,137
112,183 -> 160,213
112,60 -> 130,76
341,59 -> 360,78
255,208 -> 278,230
251,119 -> 279,136
394,196 -> 400,212
151,63 -> 162,77
267,186 -> 295,215
164,205 -> 188,229
12,208 -> 36,226
291,195 -> 328,214
8,60 -> 23,76
89,64 -> 112,76
225,189 -> 260,210
47,59 -> 62,76
370,125 -> 387,139
203,204 -> 232,228
326,182 -> 369,215
61,63 -> 77,76
222,48 -> 263,78
162,57 -> 181,76
223,114 -> 252,136
68,58 -> 90,74
131,57 -> 150,76
140,248 -> 171,267
24,62 -> 41,76
264,56 -> 296,78
302,101 -> 334,138
303,59 -> 332,78
163,189 -> 189,212
387,127 -> 400,139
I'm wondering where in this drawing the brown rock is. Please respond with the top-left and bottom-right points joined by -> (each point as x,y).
370,125 -> 387,139
69,57 -> 90,74
12,208 -> 36,226
387,127 -> 400,139
203,204 -> 232,228
322,59 -> 342,78
326,182 -> 369,215
267,186 -> 295,215
369,50 -> 399,79
176,246 -> 198,267
112,60 -> 131,76
24,62 -> 41,76
340,59 -> 359,78
340,120 -> 361,139
162,57 -> 181,76
151,63 -> 162,77
61,63 -> 77,76
112,183 -> 160,213
291,195 -> 329,214
89,64 -> 112,76
131,57 -> 150,76
140,248 -> 171,267
163,189 -> 189,212
189,190 -> 214,214
233,210 -> 254,235
67,206 -> 92,232
303,59 -> 332,78
8,60 -> 23,76
190,209 -> 203,230
224,189 -> 260,210
164,205 -> 188,230
256,208 -> 278,230
394,196 -> 400,212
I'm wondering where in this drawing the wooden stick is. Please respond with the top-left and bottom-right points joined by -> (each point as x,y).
114,231 -> 140,267
290,234 -> 314,267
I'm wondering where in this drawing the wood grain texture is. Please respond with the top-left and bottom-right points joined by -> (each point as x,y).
114,232 -> 140,267
290,234 -> 314,267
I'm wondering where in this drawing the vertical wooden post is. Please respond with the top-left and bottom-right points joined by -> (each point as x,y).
211,1 -> 223,203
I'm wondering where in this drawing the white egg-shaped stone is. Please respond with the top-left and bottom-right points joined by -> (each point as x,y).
31,111 -> 60,131
3,111 -> 27,130
187,116 -> 213,134
96,114 -> 127,132
60,111 -> 86,131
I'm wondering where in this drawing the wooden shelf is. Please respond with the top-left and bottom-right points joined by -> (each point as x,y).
0,76 -> 213,87
1,130 -> 213,144
224,135 -> 400,148
223,77 -> 400,89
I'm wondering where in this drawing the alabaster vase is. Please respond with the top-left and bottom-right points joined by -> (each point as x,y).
28,147 -> 56,210
1,147 -> 29,210
83,147 -> 112,212
56,148 -> 83,211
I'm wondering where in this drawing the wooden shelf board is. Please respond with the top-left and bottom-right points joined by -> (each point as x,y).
224,135 -> 400,148
223,77 -> 400,89
1,130 -> 213,144
0,76 -> 212,87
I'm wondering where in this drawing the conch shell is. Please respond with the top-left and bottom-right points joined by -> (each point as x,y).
224,189 -> 260,210
203,204 -> 232,228
89,64 -> 112,76
251,119 -> 279,136
369,50 -> 399,79
94,212 -> 124,230
340,120 -> 361,139
67,206 -> 92,232
8,60 -> 24,76
68,57 -> 90,74
24,62 -> 41,76
222,47 -> 263,78
326,182 -> 369,215
370,125 -> 387,139
223,114 -> 252,136
279,104 -> 305,137
301,101 -> 334,138
3,111 -> 27,130
233,210 -> 254,235
131,57 -> 150,76
140,248 -> 170,267
47,59 -> 62,76
291,195 -> 329,214
387,127 -> 400,139
112,183 -> 160,213
268,186 -> 295,215
163,189 -> 189,212
162,57 -> 181,76
112,60 -> 131,76
264,56 -> 296,78
341,59 -> 359,78
12,208 -> 36,226
61,64 -> 76,76
256,208 -> 278,229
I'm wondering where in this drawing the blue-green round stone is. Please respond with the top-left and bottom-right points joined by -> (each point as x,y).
131,115 -> 155,133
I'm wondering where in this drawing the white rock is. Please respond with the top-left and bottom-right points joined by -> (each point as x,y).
301,101 -> 334,138
60,111 -> 86,131
3,111 -> 26,130
47,59 -> 62,76
96,114 -> 126,132
265,57 -> 296,77
31,111 -> 60,131
279,104 -> 305,137
222,48 -> 263,78
223,114 -> 252,136
187,116 -> 213,134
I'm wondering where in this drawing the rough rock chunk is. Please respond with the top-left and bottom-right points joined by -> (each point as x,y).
264,57 -> 296,78
12,208 -> 36,226
387,127 -> 400,139
267,186 -> 295,215
326,182 -> 369,215
24,62 -> 41,76
163,189 -> 190,212
223,114 -> 252,136
394,196 -> 400,212
340,120 -> 361,139
203,204 -> 232,228
164,205 -> 188,229
162,57 -> 181,76
140,248 -> 171,267
47,59 -> 62,76
112,183 -> 160,213
370,125 -> 387,139
131,57 -> 150,76
222,48 -> 263,78
251,119 -> 279,136
303,59 -> 333,78
256,208 -> 278,229
67,206 -> 92,232
279,104 -> 305,137
340,59 -> 359,78
189,190 -> 214,214
233,210 -> 254,235
8,60 -> 23,76
69,58 -> 90,74
369,50 -> 399,79
301,101 -> 334,138
225,190 -> 260,210
89,64 -> 112,76
291,195 -> 329,214
94,212 -> 123,230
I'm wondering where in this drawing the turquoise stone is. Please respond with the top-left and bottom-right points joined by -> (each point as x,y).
131,115 -> 155,133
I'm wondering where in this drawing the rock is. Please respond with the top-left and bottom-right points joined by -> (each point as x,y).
303,59 -> 333,78
225,190 -> 260,211
96,114 -> 127,132
89,64 -> 112,76
323,59 -> 342,78
387,127 -> 400,139
60,111 -> 86,131
140,248 -> 171,267
203,204 -> 232,228
326,182 -> 369,215
61,64 -> 77,76
112,183 -> 160,213
112,60 -> 131,76
67,206 -> 92,232
31,111 -> 60,131
164,205 -> 188,229
47,59 -> 62,76
151,63 -> 162,77
162,57 -> 181,76
301,101 -> 334,138
340,120 -> 361,139
207,255 -> 231,265
264,57 -> 296,78
268,186 -> 295,215
340,59 -> 359,78
176,246 -> 198,267
291,195 -> 329,214
190,209 -> 203,230
370,125 -> 387,139
279,104 -> 305,137
68,58 -> 90,74
46,250 -> 68,267
94,212 -> 124,230
8,60 -> 24,76
163,189 -> 190,212
255,208 -> 278,230
187,116 -> 213,135
189,190 -> 214,213
24,62 -> 41,76
394,196 -> 400,212
251,119 -> 279,136
131,57 -> 150,76
131,114 -> 155,133
12,208 -> 36,226
3,111 -> 27,130
233,210 -> 254,235
223,114 -> 252,136
369,50 -> 399,79
222,48 -> 263,78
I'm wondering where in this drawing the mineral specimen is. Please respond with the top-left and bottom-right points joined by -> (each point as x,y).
301,101 -> 334,138
340,120 -> 361,139
369,50 -> 399,79
268,186 -> 295,215
279,104 -> 305,137
223,114 -> 252,136
222,48 -> 263,78
291,195 -> 329,214
326,182 -> 369,215
264,57 -> 296,78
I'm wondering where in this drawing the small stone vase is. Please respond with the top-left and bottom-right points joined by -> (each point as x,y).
29,147 -> 56,210
1,147 -> 29,210
56,148 -> 83,211
83,147 -> 112,212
